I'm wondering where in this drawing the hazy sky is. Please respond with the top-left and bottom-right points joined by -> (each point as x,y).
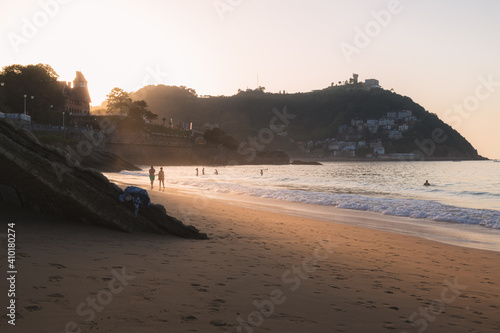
1,0 -> 499,158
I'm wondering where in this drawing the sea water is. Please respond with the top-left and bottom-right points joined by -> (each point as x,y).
104,160 -> 500,251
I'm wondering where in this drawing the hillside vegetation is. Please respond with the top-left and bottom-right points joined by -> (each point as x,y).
129,84 -> 482,159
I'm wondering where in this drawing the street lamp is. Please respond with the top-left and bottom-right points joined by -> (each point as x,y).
23,94 -> 34,115
62,111 -> 65,128
0,83 -> 4,113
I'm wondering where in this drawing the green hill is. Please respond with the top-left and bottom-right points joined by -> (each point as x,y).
130,84 -> 483,160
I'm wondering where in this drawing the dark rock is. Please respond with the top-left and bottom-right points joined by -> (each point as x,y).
0,119 -> 207,239
291,160 -> 322,165
80,149 -> 140,172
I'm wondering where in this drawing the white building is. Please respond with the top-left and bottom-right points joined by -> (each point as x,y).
379,117 -> 395,126
398,124 -> 409,132
373,146 -> 385,155
388,130 -> 403,139
368,125 -> 378,133
365,79 -> 380,89
398,110 -> 412,119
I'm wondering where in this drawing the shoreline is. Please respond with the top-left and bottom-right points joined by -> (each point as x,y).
108,171 -> 500,252
190,190 -> 500,253
1,187 -> 500,332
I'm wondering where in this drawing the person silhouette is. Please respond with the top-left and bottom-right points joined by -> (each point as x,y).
158,167 -> 165,189
423,180 -> 431,186
149,166 -> 156,189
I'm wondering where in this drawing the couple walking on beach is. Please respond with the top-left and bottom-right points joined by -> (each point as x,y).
149,166 -> 165,190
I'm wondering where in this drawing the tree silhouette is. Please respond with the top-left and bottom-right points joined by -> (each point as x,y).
0,63 -> 65,123
106,87 -> 132,115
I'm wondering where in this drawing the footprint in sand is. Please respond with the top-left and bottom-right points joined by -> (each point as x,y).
209,299 -> 226,312
190,283 -> 208,292
180,315 -> 197,323
210,319 -> 227,327
48,293 -> 65,298
48,275 -> 63,282
25,305 -> 42,312
48,263 -> 66,269
383,322 -> 396,330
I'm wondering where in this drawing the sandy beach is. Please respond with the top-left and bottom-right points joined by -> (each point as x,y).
1,188 -> 499,333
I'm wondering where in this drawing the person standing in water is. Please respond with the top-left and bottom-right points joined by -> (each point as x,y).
158,167 -> 165,189
202,167 -> 205,176
423,180 -> 431,186
195,168 -> 199,176
149,166 -> 156,190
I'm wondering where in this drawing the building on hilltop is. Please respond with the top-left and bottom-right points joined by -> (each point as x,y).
60,71 -> 91,116
365,79 -> 380,89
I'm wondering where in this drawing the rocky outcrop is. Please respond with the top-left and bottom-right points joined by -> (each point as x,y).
291,160 -> 322,165
79,147 -> 141,172
0,119 -> 207,239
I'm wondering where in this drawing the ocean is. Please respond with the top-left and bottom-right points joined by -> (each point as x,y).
104,160 -> 500,251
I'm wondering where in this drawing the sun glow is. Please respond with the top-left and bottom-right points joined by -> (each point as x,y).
1,0 -> 500,157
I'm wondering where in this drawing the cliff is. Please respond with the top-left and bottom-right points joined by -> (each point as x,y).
0,119 -> 207,239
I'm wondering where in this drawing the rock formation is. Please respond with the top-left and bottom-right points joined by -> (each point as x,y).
0,119 -> 207,239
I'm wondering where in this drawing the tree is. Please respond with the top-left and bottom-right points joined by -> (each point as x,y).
203,127 -> 238,150
106,87 -> 132,114
203,127 -> 226,145
128,100 -> 158,123
0,63 -> 65,123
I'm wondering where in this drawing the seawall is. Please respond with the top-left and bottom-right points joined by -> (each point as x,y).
103,143 -> 290,166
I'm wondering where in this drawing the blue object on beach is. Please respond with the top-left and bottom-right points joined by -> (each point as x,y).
119,186 -> 151,217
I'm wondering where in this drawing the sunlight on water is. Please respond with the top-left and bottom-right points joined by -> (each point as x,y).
105,161 -> 500,230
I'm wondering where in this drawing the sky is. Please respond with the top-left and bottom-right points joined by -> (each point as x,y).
0,0 -> 499,158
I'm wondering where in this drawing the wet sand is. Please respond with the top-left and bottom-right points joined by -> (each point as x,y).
1,188 -> 499,333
